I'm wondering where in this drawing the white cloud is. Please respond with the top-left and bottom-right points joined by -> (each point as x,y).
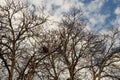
81,0 -> 109,32
86,0 -> 105,12
0,0 -> 5,5
28,0 -> 43,6
114,17 -> 120,26
28,0 -> 110,32
113,7 -> 120,26
115,7 -> 120,15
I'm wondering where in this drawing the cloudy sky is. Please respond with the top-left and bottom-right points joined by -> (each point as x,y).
5,0 -> 120,33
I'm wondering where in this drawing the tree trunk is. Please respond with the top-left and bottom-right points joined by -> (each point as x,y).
98,70 -> 101,80
9,42 -> 15,80
69,66 -> 74,80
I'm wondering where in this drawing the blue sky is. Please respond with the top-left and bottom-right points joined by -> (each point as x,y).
29,0 -> 120,33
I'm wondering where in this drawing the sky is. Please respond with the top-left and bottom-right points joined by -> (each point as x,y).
0,0 -> 120,33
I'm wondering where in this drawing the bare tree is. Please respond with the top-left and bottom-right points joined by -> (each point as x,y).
87,29 -> 120,80
0,0 -> 47,80
56,7 -> 93,80
0,1 -> 120,80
